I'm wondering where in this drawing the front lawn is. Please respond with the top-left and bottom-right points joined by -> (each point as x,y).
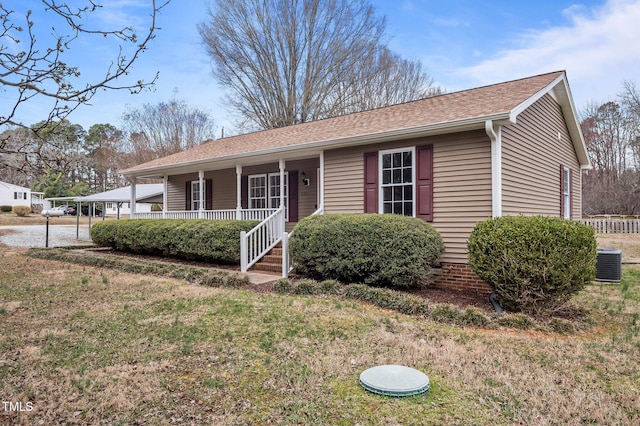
1,243 -> 639,424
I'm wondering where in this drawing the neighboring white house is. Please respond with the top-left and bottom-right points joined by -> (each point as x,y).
0,180 -> 44,210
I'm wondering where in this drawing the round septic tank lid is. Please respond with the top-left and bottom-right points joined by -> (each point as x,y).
359,365 -> 430,397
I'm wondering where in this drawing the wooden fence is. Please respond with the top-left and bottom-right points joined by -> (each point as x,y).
581,218 -> 640,234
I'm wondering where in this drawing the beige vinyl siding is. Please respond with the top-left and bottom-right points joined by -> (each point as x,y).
502,94 -> 582,219
431,131 -> 492,263
167,173 -> 197,211
210,169 -> 236,209
324,130 -> 492,263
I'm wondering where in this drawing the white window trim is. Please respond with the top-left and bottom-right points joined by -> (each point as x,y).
191,180 -> 202,211
378,147 -> 416,217
248,174 -> 267,210
249,172 -> 289,221
563,167 -> 571,219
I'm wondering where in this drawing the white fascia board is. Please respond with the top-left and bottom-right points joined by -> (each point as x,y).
123,114 -> 511,179
509,72 -> 591,169
509,73 -> 567,122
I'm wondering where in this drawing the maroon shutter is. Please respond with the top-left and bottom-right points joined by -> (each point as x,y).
185,181 -> 191,210
288,171 -> 298,222
241,176 -> 248,209
416,145 -> 433,221
205,178 -> 213,210
364,152 -> 378,213
559,165 -> 565,218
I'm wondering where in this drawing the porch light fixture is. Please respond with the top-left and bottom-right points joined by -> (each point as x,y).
301,171 -> 310,186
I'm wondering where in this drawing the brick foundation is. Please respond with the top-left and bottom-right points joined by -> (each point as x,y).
433,263 -> 492,294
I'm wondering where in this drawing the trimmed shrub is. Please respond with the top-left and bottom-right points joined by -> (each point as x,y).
0,205 -> 12,213
289,214 -> 444,287
12,205 -> 31,216
468,216 -> 597,312
91,219 -> 259,264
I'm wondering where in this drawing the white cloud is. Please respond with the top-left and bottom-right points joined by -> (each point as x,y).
456,0 -> 640,106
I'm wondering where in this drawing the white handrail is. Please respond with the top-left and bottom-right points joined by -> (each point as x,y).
240,206 -> 286,272
283,204 -> 323,277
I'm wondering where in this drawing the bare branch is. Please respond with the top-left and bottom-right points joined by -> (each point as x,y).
0,1 -> 170,131
198,0 -> 439,130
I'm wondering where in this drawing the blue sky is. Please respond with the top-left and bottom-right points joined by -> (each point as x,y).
4,0 -> 640,136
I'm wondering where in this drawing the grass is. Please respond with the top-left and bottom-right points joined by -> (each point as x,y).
0,236 -> 639,424
0,231 -> 640,425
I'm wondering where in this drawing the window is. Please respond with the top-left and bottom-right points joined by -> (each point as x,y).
365,145 -> 432,221
379,148 -> 415,217
563,167 -> 571,219
249,175 -> 267,209
249,172 -> 289,219
191,181 -> 202,210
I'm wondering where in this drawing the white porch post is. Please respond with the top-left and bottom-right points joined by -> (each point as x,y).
279,158 -> 285,208
319,151 -> 325,210
236,165 -> 242,220
198,170 -> 204,219
162,175 -> 168,219
130,177 -> 137,218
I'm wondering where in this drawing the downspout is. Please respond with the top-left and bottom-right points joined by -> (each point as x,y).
485,120 -> 502,218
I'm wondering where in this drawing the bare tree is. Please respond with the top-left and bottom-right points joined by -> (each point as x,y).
121,98 -> 216,165
198,0 -> 438,130
337,46 -> 442,114
0,1 -> 169,178
581,91 -> 640,215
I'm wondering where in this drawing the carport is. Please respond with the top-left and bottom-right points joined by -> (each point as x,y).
72,184 -> 164,238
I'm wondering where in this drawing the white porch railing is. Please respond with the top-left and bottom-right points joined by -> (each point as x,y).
132,208 -> 278,221
240,207 -> 286,272
282,204 -> 324,277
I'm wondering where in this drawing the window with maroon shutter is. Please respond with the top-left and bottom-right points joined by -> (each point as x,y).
363,144 -> 433,221
242,172 -> 295,220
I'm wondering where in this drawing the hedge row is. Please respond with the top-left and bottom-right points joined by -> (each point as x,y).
289,214 -> 444,288
91,219 -> 259,264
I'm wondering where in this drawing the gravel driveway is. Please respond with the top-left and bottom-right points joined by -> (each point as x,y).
0,225 -> 92,248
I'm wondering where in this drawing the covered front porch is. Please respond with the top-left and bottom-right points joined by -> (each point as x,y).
127,154 -> 325,276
